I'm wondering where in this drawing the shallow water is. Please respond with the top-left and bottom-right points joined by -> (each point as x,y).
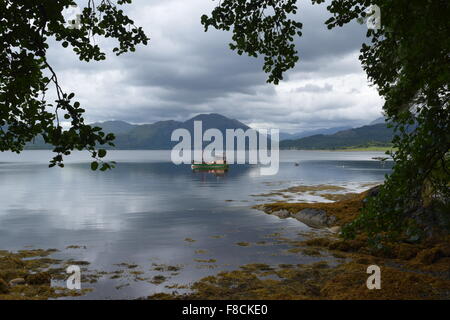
0,150 -> 392,299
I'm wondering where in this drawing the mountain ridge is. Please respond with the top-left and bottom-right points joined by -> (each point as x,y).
97,113 -> 250,150
279,123 -> 393,150
279,126 -> 352,141
24,114 -> 391,150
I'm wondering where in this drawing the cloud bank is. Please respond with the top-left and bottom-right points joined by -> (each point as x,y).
49,0 -> 384,132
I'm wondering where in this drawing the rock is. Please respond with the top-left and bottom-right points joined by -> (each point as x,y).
410,205 -> 450,239
272,209 -> 291,219
328,226 -> 341,234
367,186 -> 380,197
268,207 -> 339,228
0,278 -> 10,294
9,278 -> 25,287
291,208 -> 336,228
362,185 -> 380,204
26,272 -> 51,286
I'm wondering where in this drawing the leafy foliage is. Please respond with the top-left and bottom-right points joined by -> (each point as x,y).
201,0 -> 302,84
204,0 -> 450,240
334,0 -> 450,241
0,0 -> 148,169
343,107 -> 450,242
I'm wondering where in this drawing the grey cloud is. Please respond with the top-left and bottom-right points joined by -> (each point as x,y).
45,0 -> 381,130
293,83 -> 333,93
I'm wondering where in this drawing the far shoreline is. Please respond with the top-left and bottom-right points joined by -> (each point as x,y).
22,148 -> 394,152
280,147 -> 395,152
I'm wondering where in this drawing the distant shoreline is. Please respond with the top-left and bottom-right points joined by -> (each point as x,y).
281,147 -> 395,152
22,147 -> 394,152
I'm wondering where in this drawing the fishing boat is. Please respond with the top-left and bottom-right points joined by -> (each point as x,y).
191,154 -> 229,171
372,156 -> 389,161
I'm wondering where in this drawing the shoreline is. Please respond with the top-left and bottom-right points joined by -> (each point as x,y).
21,148 -> 394,152
149,186 -> 450,300
280,147 -> 395,152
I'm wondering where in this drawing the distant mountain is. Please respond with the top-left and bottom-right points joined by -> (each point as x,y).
113,120 -> 182,149
184,113 -> 250,133
90,120 -> 137,134
279,126 -> 352,141
24,113 -> 252,150
280,123 -> 394,150
24,113 -> 395,150
94,113 -> 251,150
116,113 -> 251,149
369,116 -> 386,125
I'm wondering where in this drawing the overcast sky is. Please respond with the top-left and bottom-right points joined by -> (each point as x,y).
50,0 -> 384,133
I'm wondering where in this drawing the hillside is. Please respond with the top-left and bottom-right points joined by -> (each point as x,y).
111,113 -> 251,149
369,116 -> 386,125
90,120 -> 137,134
23,115 -> 394,150
279,123 -> 394,150
279,126 -> 352,141
24,114 -> 251,150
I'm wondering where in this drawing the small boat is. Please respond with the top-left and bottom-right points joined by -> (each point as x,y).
372,156 -> 389,161
191,162 -> 229,170
191,155 -> 229,171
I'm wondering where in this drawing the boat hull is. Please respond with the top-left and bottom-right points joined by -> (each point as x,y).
191,164 -> 229,170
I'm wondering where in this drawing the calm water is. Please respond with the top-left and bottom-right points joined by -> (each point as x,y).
0,150 -> 392,299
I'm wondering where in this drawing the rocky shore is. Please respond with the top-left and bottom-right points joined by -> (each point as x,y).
2,185 -> 449,300
148,186 -> 450,300
254,186 -> 373,228
260,207 -> 337,228
0,249 -> 93,299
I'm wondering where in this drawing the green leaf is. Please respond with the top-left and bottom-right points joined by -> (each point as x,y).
98,149 -> 106,158
91,161 -> 99,171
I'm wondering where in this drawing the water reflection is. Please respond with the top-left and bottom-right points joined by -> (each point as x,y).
192,168 -> 228,177
0,150 -> 392,299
